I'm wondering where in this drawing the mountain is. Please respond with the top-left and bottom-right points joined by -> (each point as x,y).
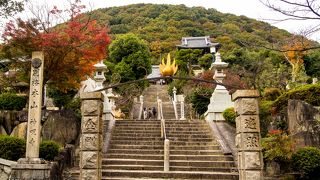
87,4 -> 293,61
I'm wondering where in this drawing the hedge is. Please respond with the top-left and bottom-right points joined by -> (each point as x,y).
0,93 -> 27,110
0,135 -> 60,161
292,146 -> 320,179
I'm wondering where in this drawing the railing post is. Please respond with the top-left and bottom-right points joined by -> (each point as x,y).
138,95 -> 144,119
173,101 -> 178,119
180,96 -> 186,120
164,139 -> 170,172
161,119 -> 164,138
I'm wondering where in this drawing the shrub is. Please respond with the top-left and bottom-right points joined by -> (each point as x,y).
291,146 -> 320,179
273,84 -> 320,112
222,107 -> 236,125
65,97 -> 81,119
0,135 -> 26,161
0,136 -> 60,161
259,100 -> 274,137
47,88 -> 77,109
0,93 -> 27,110
263,88 -> 282,101
186,86 -> 213,115
261,130 -> 294,164
39,140 -> 60,161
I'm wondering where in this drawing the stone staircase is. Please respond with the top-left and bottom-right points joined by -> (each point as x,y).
102,118 -> 238,179
63,84 -> 238,179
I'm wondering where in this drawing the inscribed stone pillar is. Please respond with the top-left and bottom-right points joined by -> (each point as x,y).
26,51 -> 44,159
232,90 -> 263,180
10,51 -> 52,180
80,92 -> 103,180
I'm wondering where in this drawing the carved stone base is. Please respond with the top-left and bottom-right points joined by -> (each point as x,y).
10,160 -> 52,180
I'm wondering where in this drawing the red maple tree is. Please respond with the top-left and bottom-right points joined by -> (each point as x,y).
1,0 -> 110,90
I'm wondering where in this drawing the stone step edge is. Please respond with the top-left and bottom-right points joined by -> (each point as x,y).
103,169 -> 239,175
105,159 -> 235,163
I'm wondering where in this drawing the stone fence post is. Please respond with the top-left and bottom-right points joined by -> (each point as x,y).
232,90 -> 263,180
80,92 -> 103,180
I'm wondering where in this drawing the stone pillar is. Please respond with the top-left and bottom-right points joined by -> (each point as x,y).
172,87 -> 177,102
180,96 -> 186,120
232,90 -> 263,180
138,95 -> 144,120
80,92 -> 103,180
164,139 -> 170,172
10,51 -> 52,179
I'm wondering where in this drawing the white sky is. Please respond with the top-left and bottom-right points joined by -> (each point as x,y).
1,0 -> 319,41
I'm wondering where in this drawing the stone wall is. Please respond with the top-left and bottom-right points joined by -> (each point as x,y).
287,99 -> 320,149
0,158 -> 17,180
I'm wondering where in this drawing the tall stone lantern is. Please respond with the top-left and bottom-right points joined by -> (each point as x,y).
93,60 -> 107,91
205,52 -> 234,121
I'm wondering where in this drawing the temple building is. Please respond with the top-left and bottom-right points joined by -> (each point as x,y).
176,36 -> 221,54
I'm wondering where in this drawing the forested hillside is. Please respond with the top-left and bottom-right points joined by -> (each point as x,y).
89,4 -> 291,59
88,4 -> 320,91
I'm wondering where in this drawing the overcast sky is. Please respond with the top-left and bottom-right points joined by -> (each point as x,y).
1,0 -> 319,41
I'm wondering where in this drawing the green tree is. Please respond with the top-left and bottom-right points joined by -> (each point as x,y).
198,53 -> 213,70
175,49 -> 202,75
107,33 -> 152,82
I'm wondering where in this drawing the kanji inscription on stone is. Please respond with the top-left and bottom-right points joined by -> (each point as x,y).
244,117 -> 257,129
26,51 -> 44,158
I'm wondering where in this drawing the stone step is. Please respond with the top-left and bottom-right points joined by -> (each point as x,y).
112,130 -> 161,134
104,159 -> 163,166
168,138 -> 215,142
166,131 -> 212,135
102,169 -> 239,179
106,149 -> 225,155
110,136 -> 164,141
111,133 -> 161,137
109,144 -> 164,150
169,160 -> 235,168
107,149 -> 164,155
167,141 -> 218,146
104,154 -> 164,160
170,155 -> 234,161
166,127 -> 211,131
169,145 -> 221,150
109,140 -> 164,145
113,127 -> 161,131
170,166 -> 236,172
103,165 -> 163,171
63,170 -> 238,180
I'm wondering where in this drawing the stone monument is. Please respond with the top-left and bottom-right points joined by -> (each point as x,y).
205,52 -> 234,121
80,92 -> 104,179
232,90 -> 263,180
10,51 -> 52,179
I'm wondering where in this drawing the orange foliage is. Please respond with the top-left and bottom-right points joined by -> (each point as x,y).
2,1 -> 110,91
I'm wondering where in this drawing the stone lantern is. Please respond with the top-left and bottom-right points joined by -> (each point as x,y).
212,52 -> 228,90
205,52 -> 234,121
93,60 -> 107,91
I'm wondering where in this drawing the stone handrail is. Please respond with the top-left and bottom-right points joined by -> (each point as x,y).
161,118 -> 170,172
138,98 -> 144,119
158,99 -> 169,172
172,100 -> 178,120
157,98 -> 164,120
161,118 -> 167,140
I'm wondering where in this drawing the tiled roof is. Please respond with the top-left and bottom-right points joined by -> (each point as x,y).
176,36 -> 220,49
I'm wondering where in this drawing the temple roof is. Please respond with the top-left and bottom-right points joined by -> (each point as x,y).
176,36 -> 220,50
